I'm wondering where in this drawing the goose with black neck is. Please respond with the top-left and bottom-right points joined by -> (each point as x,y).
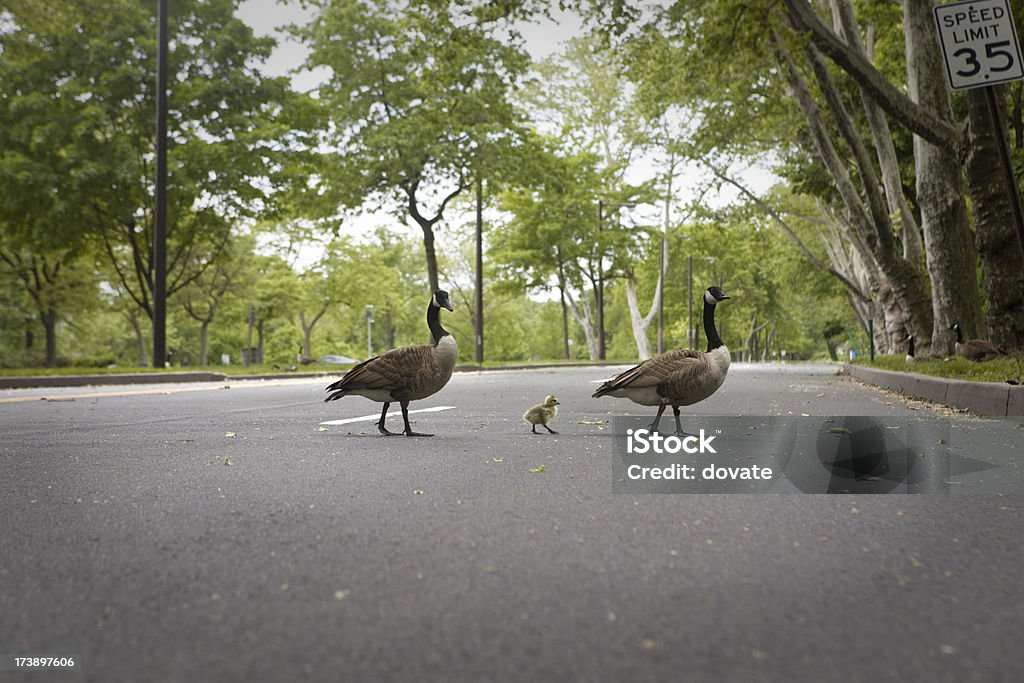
325,290 -> 457,436
593,286 -> 732,435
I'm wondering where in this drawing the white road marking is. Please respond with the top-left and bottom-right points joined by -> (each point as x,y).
320,405 -> 457,426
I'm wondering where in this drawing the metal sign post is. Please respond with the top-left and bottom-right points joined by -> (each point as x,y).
934,0 -> 1024,261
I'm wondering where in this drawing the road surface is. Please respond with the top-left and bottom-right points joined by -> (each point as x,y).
1,364 -> 1022,681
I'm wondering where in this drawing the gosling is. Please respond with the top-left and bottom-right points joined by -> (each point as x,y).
523,395 -> 560,435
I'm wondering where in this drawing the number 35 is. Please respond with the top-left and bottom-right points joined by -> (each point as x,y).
954,40 -> 1016,77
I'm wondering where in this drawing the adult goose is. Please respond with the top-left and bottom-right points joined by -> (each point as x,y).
593,286 -> 731,434
325,290 -> 457,436
949,322 -> 1004,362
905,335 -> 915,365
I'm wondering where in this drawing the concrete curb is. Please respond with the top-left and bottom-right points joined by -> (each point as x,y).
845,364 -> 1023,417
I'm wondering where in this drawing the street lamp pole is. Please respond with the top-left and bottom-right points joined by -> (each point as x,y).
596,198 -> 636,361
658,232 -> 666,355
597,199 -> 605,360
153,0 -> 168,368
687,254 -> 694,350
366,305 -> 374,359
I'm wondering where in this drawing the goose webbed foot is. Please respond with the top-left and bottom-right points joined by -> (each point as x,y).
376,402 -> 399,436
543,425 -> 558,435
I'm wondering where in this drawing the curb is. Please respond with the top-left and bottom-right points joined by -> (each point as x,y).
845,364 -> 1023,417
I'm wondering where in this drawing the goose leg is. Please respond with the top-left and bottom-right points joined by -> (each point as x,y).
401,401 -> 432,437
377,402 -> 399,436
649,404 -> 668,432
672,405 -> 696,437
543,424 -> 558,434
531,425 -> 539,434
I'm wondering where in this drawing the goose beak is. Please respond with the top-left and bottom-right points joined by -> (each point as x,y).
442,301 -> 454,312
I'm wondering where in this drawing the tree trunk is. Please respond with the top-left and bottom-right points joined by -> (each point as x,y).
257,319 -> 265,365
420,223 -> 440,293
565,289 -> 599,360
964,87 -> 1024,352
776,31 -> 933,352
831,0 -> 923,265
41,309 -> 57,368
199,321 -> 209,366
129,311 -> 148,367
904,0 -> 983,355
625,275 -> 662,361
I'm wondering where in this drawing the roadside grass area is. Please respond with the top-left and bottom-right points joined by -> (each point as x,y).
853,354 -> 1024,384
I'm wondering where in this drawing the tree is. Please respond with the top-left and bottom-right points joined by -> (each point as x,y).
295,0 -> 532,292
782,0 -> 1019,352
0,0 -> 298,334
494,146 -> 608,359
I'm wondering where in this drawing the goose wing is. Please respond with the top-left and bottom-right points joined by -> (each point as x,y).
657,355 -> 716,400
325,344 -> 435,401
592,349 -> 703,397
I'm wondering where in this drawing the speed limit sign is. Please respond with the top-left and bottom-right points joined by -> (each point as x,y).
934,0 -> 1024,89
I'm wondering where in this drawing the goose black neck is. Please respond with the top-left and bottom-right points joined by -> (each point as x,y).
704,298 -> 724,352
908,336 -> 915,355
953,325 -> 964,344
427,303 -> 449,346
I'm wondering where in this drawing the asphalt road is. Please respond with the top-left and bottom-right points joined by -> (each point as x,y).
1,363 -> 1023,682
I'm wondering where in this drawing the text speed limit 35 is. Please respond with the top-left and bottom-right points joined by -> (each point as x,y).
934,0 -> 1024,89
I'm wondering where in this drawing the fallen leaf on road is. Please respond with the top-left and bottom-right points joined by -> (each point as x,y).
225,432 -> 236,438
529,465 -> 545,473
577,420 -> 607,425
223,457 -> 233,466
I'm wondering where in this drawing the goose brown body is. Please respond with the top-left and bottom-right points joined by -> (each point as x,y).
325,290 -> 456,436
949,323 -> 1004,362
593,286 -> 731,434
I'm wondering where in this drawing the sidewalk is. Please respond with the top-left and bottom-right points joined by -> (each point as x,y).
845,364 -> 1024,417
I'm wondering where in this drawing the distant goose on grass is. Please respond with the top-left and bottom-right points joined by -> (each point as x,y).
949,322 -> 1005,362
593,286 -> 731,435
325,290 -> 457,436
905,335 -> 915,365
523,395 -> 560,434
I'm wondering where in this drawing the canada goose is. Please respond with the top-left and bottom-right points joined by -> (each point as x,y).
593,286 -> 731,434
523,395 -> 560,434
324,290 -> 457,436
905,335 -> 915,365
949,322 -> 1005,362
297,345 -> 314,365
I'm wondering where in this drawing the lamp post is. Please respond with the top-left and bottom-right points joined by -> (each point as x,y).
596,198 -> 636,360
688,255 -> 717,350
153,0 -> 168,368
365,305 -> 374,359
